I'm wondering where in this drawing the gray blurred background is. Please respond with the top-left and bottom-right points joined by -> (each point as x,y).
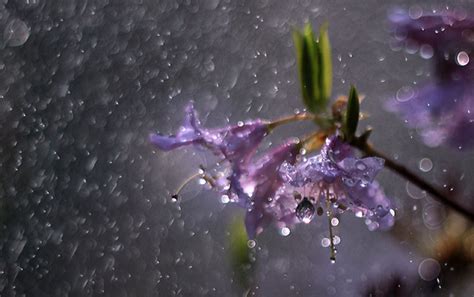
1,0 -> 474,296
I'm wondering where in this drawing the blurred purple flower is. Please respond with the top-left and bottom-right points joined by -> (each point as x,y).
280,136 -> 395,230
387,9 -> 474,148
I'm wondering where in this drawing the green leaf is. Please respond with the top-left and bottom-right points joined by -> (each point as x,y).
294,26 -> 317,113
293,23 -> 333,114
229,216 -> 254,289
318,23 -> 332,106
345,85 -> 360,141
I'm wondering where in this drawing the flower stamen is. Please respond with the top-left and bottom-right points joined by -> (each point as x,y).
172,166 -> 215,201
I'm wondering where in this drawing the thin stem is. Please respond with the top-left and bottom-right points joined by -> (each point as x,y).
173,172 -> 203,197
268,112 -> 315,130
351,138 -> 474,221
325,189 -> 337,262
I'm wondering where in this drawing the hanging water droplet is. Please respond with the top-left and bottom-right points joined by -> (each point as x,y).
317,206 -> 324,216
331,217 -> 339,226
247,240 -> 256,248
295,197 -> 315,224
171,194 -> 178,202
279,227 -> 290,236
333,235 -> 341,245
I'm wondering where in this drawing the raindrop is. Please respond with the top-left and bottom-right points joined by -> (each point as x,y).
420,44 -> 434,59
456,51 -> 469,66
333,235 -> 341,245
422,204 -> 446,230
4,19 -> 30,47
279,227 -> 290,237
419,158 -> 433,172
331,218 -> 339,226
396,86 -> 415,102
418,258 -> 441,281
408,5 -> 423,19
295,197 -> 315,224
321,237 -> 331,248
406,182 -> 427,199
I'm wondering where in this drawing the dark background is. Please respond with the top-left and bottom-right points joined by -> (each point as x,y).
1,0 -> 474,296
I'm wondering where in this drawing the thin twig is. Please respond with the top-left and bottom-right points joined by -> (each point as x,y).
268,112 -> 315,130
351,138 -> 474,221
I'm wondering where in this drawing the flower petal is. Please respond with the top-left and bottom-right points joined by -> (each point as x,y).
340,180 -> 395,230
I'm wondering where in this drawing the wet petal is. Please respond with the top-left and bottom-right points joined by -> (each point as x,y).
341,180 -> 395,230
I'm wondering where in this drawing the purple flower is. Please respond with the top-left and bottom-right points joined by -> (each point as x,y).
280,136 -> 395,230
150,101 -> 270,162
239,139 -> 301,238
150,102 -> 303,237
387,9 -> 474,148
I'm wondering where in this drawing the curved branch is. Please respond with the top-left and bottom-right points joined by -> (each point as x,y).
350,138 -> 474,221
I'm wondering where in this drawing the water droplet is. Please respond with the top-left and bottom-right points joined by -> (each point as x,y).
419,158 -> 433,172
4,19 -> 30,47
321,237 -> 331,247
333,235 -> 341,245
396,86 -> 415,102
355,161 -> 367,171
247,240 -> 256,248
279,227 -> 290,236
198,178 -> 206,185
422,204 -> 446,230
317,206 -> 324,216
331,218 -> 339,226
420,44 -> 434,59
295,197 -> 315,224
418,258 -> 441,281
342,177 -> 356,187
220,195 -> 230,204
408,5 -> 423,19
456,51 -> 469,66
237,121 -> 244,127
406,182 -> 427,199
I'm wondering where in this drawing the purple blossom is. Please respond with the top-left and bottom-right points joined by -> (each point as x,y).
239,139 -> 301,238
387,9 -> 474,148
280,136 -> 395,230
149,101 -> 270,162
150,102 -> 303,237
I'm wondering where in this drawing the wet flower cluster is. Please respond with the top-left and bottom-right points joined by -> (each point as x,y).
150,103 -> 395,249
387,9 -> 474,149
